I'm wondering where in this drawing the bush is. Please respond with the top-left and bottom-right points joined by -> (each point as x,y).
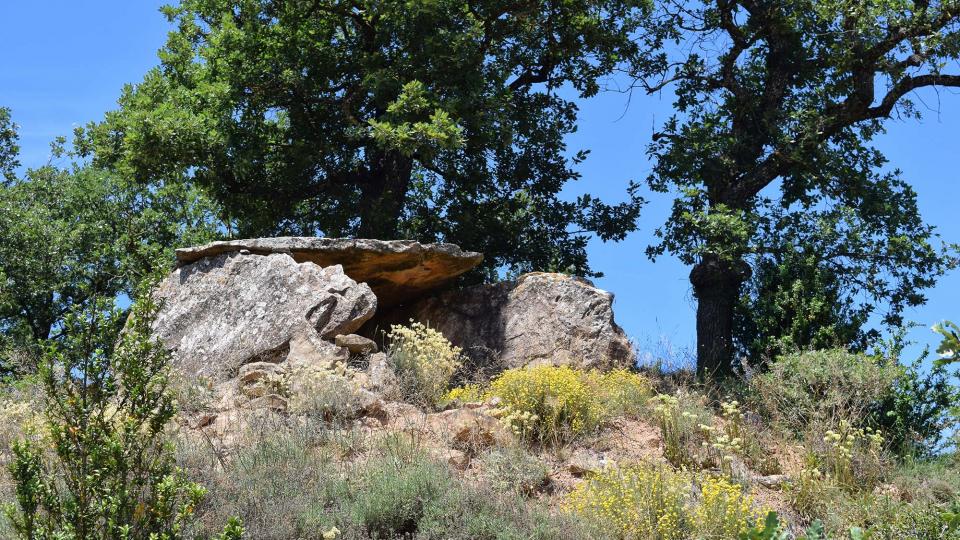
691,475 -> 764,539
350,454 -> 450,537
288,369 -> 368,426
750,349 -> 900,435
4,295 -> 238,539
387,321 -> 463,409
593,368 -> 654,418
566,463 -> 689,540
186,432 -> 346,540
479,446 -> 551,497
488,366 -> 604,444
566,464 -> 763,540
877,356 -> 957,457
483,366 -> 652,445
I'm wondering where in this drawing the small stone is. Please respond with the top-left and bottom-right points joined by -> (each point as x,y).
246,394 -> 288,411
429,409 -> 511,451
433,448 -> 470,470
567,450 -> 607,476
335,334 -> 378,354
190,413 -> 218,429
238,361 -> 284,384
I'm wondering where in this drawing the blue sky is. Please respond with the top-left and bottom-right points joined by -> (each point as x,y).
2,1 -> 959,366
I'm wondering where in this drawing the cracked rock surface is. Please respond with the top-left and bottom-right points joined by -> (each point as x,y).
152,251 -> 376,384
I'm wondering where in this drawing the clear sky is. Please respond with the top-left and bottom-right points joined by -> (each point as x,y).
2,1 -> 958,366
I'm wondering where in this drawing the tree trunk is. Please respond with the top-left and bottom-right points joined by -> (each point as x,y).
690,255 -> 751,379
357,150 -> 413,239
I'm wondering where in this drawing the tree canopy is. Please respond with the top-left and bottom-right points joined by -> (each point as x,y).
635,0 -> 960,375
87,0 -> 649,279
0,129 -> 219,369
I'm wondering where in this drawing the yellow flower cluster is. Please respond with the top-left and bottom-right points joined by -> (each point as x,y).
589,368 -> 653,417
566,464 -> 688,540
442,383 -> 485,406
387,321 -> 463,407
446,367 -> 650,444
692,475 -> 764,539
566,464 -> 764,540
488,365 -> 604,444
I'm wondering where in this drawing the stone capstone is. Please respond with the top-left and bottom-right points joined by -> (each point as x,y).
152,251 -> 375,384
174,237 -> 483,308
372,272 -> 635,371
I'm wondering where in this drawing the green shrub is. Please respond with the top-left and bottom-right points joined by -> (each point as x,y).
750,349 -> 900,435
877,356 -> 957,457
350,455 -> 450,537
187,432 -> 345,540
3,295 -> 238,540
479,446 -> 551,497
387,321 -> 463,409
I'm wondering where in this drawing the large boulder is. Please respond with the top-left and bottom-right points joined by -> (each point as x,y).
175,237 -> 483,307
152,251 -> 376,383
372,272 -> 635,370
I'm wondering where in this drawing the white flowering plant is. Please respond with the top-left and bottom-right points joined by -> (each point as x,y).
386,320 -> 463,409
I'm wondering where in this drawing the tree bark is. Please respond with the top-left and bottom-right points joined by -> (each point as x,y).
690,254 -> 751,379
357,150 -> 413,238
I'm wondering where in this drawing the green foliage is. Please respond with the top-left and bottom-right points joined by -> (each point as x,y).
0,130 -> 220,369
635,0 -> 960,374
876,356 -> 957,457
736,234 -> 872,362
738,512 -> 790,540
3,294 -> 225,539
479,447 -> 551,497
934,321 -> 960,367
350,452 -> 450,537
86,0 -> 647,278
750,350 -> 900,435
0,107 -> 19,183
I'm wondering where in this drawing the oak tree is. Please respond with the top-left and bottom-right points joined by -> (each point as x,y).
88,0 -> 649,278
636,0 -> 960,376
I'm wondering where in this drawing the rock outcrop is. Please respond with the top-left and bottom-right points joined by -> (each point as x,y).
372,272 -> 635,371
152,251 -> 376,384
174,237 -> 483,307
153,238 -> 635,435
